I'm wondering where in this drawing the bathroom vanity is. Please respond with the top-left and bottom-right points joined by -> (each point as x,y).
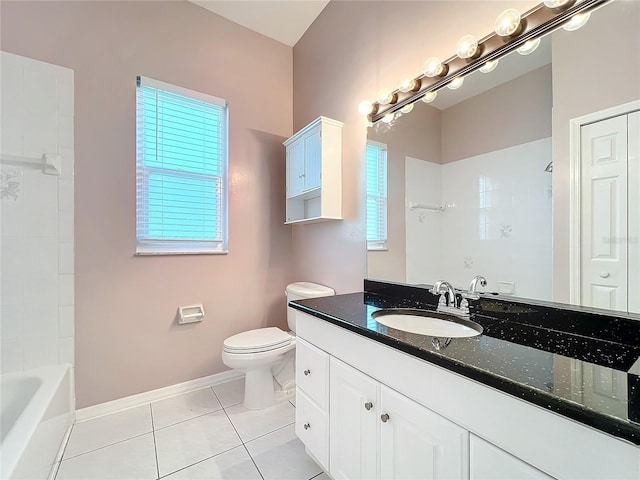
290,281 -> 640,479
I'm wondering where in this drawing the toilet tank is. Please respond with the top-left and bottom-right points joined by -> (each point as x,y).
286,282 -> 335,332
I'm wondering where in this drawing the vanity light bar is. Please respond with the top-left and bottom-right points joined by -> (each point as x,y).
368,0 -> 611,124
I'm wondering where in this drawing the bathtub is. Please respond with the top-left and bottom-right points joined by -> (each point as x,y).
1,365 -> 74,480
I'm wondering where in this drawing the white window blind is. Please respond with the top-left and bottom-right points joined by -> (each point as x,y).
366,141 -> 388,250
136,76 -> 228,254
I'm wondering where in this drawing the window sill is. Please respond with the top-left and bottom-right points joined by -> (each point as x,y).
135,250 -> 228,256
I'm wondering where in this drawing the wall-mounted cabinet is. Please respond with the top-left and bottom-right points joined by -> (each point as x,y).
284,116 -> 343,224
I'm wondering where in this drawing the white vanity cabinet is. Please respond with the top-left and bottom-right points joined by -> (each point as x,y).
470,435 -> 555,480
330,356 -> 468,479
284,116 -> 343,224
295,309 -> 640,480
295,338 -> 330,470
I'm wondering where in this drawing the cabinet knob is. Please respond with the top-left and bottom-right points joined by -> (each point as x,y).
364,402 -> 373,411
600,271 -> 610,278
303,369 -> 311,376
380,413 -> 390,423
303,423 -> 311,430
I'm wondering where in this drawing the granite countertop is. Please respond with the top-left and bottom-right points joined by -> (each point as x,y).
289,284 -> 640,446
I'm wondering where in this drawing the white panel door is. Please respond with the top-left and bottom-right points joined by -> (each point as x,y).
580,363 -> 628,419
470,434 -> 555,479
580,115 -> 628,311
379,385 -> 468,480
329,357 -> 379,480
628,111 -> 640,314
304,126 -> 322,191
287,138 -> 305,197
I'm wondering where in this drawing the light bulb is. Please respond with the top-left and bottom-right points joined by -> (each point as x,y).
422,91 -> 437,103
398,78 -> 420,93
377,88 -> 396,105
447,77 -> 464,90
495,9 -> 521,37
382,112 -> 395,124
479,59 -> 499,73
517,38 -> 541,55
543,0 -> 573,9
563,12 -> 591,31
456,35 -> 479,59
358,100 -> 374,116
423,57 -> 446,77
400,103 -> 414,114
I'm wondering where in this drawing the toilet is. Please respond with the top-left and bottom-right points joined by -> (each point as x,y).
222,282 -> 335,409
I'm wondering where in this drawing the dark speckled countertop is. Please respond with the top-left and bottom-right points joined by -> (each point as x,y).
289,281 -> 640,446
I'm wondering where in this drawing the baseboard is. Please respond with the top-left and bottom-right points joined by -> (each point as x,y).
75,370 -> 244,422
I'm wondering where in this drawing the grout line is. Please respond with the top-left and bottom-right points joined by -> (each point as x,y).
61,430 -> 153,461
153,406 -> 225,432
243,444 -> 265,480
156,445 -> 243,479
57,422 -> 75,464
243,421 -> 295,445
150,404 -> 160,480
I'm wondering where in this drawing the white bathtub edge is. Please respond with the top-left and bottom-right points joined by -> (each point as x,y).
76,369 -> 244,422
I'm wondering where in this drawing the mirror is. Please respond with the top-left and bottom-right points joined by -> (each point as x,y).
367,1 -> 640,314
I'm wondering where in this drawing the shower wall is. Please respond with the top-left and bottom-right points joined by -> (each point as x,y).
406,137 -> 553,301
1,51 -> 74,374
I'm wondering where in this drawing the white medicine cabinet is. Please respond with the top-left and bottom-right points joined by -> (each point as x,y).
284,116 -> 343,224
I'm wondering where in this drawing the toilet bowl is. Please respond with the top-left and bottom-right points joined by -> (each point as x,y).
222,282 -> 334,409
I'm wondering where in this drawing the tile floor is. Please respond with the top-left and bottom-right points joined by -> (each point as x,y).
54,378 -> 329,480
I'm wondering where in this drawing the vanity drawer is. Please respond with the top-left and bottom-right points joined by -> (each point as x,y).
296,338 -> 329,409
296,388 -> 329,471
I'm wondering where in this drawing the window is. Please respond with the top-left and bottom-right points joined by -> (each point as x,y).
366,141 -> 387,250
136,76 -> 228,254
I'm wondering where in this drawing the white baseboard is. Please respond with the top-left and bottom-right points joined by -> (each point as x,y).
75,370 -> 244,422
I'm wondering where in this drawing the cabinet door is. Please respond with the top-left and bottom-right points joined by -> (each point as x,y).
287,138 -> 305,197
296,338 -> 329,410
296,389 -> 329,472
304,126 -> 322,191
470,434 -> 555,479
330,357 -> 379,480
379,385 -> 468,480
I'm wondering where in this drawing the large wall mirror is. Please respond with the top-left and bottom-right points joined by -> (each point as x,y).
367,0 -> 640,315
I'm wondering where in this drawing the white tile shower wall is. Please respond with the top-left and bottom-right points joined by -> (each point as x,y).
0,51 -> 74,374
405,138 -> 552,301
406,156 -> 443,284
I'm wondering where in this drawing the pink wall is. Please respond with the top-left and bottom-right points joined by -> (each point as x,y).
1,1 -> 294,408
292,0 -> 539,294
441,64 -> 552,164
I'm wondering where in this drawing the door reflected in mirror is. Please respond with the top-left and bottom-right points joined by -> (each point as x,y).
366,0 -> 640,315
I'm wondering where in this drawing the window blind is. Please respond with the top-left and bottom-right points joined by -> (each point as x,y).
136,76 -> 228,254
366,141 -> 388,250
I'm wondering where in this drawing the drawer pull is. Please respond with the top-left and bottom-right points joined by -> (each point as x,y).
304,423 -> 311,430
364,402 -> 373,411
304,369 -> 311,376
381,413 -> 390,423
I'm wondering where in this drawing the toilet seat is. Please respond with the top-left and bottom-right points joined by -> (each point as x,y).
223,327 -> 292,354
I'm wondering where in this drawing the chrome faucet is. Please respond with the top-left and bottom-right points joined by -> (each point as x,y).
432,280 -> 458,308
465,275 -> 487,300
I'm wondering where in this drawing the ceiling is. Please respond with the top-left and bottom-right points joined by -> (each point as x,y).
189,0 -> 330,47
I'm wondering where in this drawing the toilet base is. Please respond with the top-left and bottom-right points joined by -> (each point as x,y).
244,367 -> 277,409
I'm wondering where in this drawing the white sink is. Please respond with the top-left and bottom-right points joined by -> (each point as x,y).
371,309 -> 482,338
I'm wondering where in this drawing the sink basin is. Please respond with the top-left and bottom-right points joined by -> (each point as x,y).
371,309 -> 483,338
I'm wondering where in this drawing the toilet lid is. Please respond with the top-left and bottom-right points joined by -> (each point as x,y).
224,327 -> 292,354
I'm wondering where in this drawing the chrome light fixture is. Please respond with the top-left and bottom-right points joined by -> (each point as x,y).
361,0 -> 610,124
